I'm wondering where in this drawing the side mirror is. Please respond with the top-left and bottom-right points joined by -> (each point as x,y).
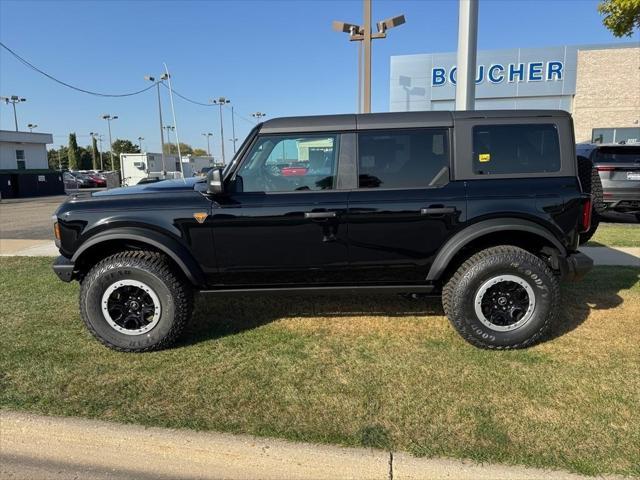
206,168 -> 224,195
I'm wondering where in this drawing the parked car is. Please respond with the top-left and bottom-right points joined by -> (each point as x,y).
576,143 -> 640,221
52,110 -> 593,352
63,171 -> 94,189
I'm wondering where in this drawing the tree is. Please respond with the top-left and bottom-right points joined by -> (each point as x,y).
68,133 -> 80,170
598,0 -> 640,37
164,142 -> 194,155
91,136 -> 100,170
78,147 -> 93,170
192,148 -> 208,156
48,146 -> 69,170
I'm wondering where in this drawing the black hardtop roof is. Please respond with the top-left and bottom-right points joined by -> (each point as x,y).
259,110 -> 570,134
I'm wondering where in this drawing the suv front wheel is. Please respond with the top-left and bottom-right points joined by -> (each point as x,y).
79,251 -> 193,352
443,246 -> 559,349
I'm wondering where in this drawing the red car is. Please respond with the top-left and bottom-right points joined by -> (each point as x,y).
87,174 -> 106,187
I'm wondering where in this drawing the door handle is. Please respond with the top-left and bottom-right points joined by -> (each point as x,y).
420,206 -> 457,215
304,211 -> 337,219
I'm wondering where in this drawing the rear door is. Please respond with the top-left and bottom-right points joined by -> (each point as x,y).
346,128 -> 466,283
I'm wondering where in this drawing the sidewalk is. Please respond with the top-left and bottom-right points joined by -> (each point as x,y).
1,411 -> 620,480
1,239 -> 638,266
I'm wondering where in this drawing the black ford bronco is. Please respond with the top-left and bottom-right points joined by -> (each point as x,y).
53,110 -> 593,352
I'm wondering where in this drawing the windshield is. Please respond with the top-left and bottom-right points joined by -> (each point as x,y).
223,125 -> 260,177
594,146 -> 640,163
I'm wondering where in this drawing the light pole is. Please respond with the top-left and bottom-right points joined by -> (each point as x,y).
252,112 -> 267,122
210,97 -> 230,165
27,123 -> 37,132
163,125 -> 175,153
138,136 -> 144,152
145,74 -> 169,172
202,132 -> 213,156
101,114 -> 118,170
455,0 -> 479,110
333,1 -> 405,113
1,95 -> 27,131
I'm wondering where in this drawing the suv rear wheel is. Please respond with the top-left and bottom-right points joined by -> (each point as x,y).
443,246 -> 559,349
79,251 -> 193,352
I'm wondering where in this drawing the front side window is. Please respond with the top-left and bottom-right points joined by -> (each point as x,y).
473,124 -> 561,175
236,134 -> 337,192
357,129 -> 449,189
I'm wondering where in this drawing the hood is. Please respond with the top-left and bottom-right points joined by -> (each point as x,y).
92,177 -> 205,197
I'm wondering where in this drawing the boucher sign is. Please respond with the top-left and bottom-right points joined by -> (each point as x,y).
432,61 -> 564,86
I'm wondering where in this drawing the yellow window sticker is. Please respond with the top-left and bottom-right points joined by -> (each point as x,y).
478,153 -> 491,163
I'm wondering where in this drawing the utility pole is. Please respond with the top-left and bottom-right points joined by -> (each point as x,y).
27,123 -> 37,132
145,74 -> 169,172
210,97 -> 230,165
455,0 -> 479,110
333,1 -> 405,113
230,106 -> 238,154
101,114 -> 118,170
138,136 -> 144,152
202,132 -> 213,156
1,95 -> 27,131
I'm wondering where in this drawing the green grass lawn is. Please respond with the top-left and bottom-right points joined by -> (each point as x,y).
588,222 -> 640,247
1,258 -> 639,477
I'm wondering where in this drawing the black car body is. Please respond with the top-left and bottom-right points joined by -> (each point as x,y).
576,142 -> 640,217
53,110 -> 593,352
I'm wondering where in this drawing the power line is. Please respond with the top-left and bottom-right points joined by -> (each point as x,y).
0,41 -> 155,98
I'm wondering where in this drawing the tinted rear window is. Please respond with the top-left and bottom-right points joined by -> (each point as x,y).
473,124 -> 561,175
357,129 -> 449,189
593,146 -> 640,163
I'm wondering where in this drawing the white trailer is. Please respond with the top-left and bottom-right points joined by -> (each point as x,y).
120,153 -> 182,186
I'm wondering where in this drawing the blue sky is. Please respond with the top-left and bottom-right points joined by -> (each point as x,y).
0,0 -> 636,158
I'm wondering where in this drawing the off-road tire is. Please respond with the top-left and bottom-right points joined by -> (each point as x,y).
577,155 -> 604,245
79,250 -> 193,352
442,245 -> 560,349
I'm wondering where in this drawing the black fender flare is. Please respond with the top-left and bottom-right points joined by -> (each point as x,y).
426,218 -> 567,281
72,227 -> 206,287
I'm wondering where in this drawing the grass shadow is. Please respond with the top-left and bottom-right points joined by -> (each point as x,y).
179,293 -> 443,347
179,267 -> 639,349
545,267 -> 639,341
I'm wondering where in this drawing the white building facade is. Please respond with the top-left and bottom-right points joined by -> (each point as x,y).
0,130 -> 53,170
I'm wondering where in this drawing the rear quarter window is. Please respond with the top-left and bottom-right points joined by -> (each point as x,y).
472,124 -> 561,175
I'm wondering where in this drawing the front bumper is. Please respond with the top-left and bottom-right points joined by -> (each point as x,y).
560,251 -> 593,282
53,255 -> 75,282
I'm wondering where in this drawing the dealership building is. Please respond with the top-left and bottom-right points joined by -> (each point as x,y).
390,43 -> 640,143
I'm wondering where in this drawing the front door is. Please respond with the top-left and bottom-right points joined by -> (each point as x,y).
210,132 -> 349,286
347,128 -> 466,283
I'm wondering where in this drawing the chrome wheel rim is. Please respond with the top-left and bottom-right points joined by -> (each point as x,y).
474,274 -> 535,332
101,280 -> 161,335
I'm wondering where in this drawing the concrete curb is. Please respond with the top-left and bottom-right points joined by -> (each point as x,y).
0,411 -> 621,480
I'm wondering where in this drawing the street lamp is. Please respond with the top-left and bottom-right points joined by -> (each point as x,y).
145,73 -> 169,172
1,95 -> 27,131
101,114 -> 118,169
333,1 -> 405,113
163,125 -> 175,153
252,112 -> 267,122
27,123 -> 37,132
138,136 -> 144,152
210,97 -> 230,165
201,132 -> 213,156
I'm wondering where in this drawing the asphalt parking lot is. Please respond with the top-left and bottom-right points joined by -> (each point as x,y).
0,195 -> 68,240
